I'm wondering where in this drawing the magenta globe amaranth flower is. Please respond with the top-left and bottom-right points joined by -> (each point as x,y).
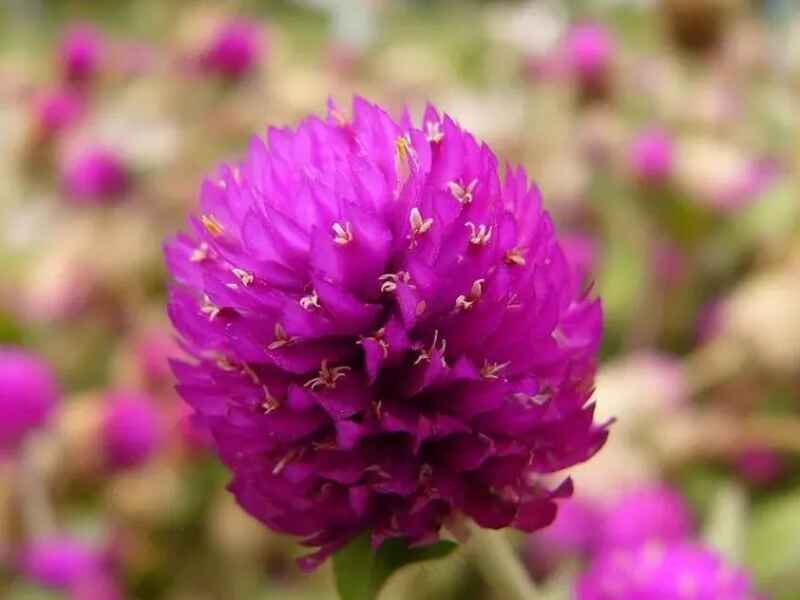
165,97 -> 607,568
58,24 -> 104,85
21,536 -> 120,599
735,446 -> 784,487
563,24 -> 614,92
629,128 -> 674,184
526,496 -> 602,573
0,347 -> 60,455
101,391 -> 162,470
32,88 -> 84,138
201,19 -> 264,79
22,537 -> 99,589
62,147 -> 130,204
576,542 -> 761,600
599,485 -> 693,551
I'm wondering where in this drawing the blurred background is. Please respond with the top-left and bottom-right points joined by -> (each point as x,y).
0,0 -> 799,598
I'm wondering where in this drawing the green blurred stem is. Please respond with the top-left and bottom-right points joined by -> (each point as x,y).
17,435 -> 55,539
465,524 -> 538,600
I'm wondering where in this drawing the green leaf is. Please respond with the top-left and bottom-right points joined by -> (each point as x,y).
746,487 -> 800,594
701,481 -> 748,564
333,534 -> 458,600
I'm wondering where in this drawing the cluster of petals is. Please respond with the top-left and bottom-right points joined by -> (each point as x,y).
0,347 -> 60,456
165,97 -> 607,568
576,542 -> 762,600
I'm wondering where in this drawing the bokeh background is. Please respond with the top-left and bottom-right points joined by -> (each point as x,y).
1,0 -> 799,598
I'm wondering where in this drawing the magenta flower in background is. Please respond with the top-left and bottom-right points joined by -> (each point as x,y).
72,574 -> 123,600
21,536 -> 120,599
32,88 -> 84,138
100,391 -> 162,470
735,446 -> 784,487
576,542 -> 761,599
200,19 -> 264,79
165,97 -> 607,568
711,157 -> 779,212
58,24 -> 104,86
176,409 -> 215,454
695,300 -> 725,345
526,496 -> 602,573
563,23 -> 614,89
62,146 -> 130,204
0,347 -> 60,456
560,233 -> 599,292
629,128 -> 674,184
599,485 -> 693,551
134,330 -> 177,387
21,536 -> 100,589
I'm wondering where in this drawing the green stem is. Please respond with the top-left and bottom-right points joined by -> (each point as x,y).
17,435 -> 56,539
465,524 -> 538,600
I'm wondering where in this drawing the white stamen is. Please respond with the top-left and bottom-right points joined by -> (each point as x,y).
215,357 -> 237,371
395,135 -> 413,161
455,279 -> 485,312
505,248 -> 527,266
304,360 -> 351,391
262,386 -> 280,414
272,448 -> 302,475
447,179 -> 478,206
358,327 -> 390,358
409,207 -> 434,237
465,222 -> 492,246
480,360 -> 510,380
378,271 -> 411,294
268,323 -> 298,350
414,330 -> 447,366
232,268 -> 254,286
332,222 -> 354,246
190,242 -> 210,262
425,121 -> 444,143
201,214 -> 224,237
200,294 -> 220,321
300,289 -> 321,311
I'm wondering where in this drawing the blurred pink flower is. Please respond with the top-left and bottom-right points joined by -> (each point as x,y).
31,88 -> 84,138
101,391 -> 162,471
61,146 -> 130,205
576,542 -> 761,599
200,19 -> 264,79
563,23 -> 614,89
134,330 -> 177,387
735,447 -> 784,487
58,24 -> 104,86
629,128 -> 674,184
599,485 -> 694,551
0,347 -> 60,456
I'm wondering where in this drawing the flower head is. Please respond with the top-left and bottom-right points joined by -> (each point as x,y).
101,390 -> 162,470
0,347 -> 60,455
58,24 -> 104,85
21,536 -> 120,599
735,446 -> 784,487
32,88 -> 84,138
629,128 -> 674,184
576,542 -> 761,600
61,146 -> 130,204
526,496 -> 602,573
165,97 -> 606,568
563,23 -> 614,88
200,19 -> 264,79
599,485 -> 693,551
134,330 -> 177,387
21,536 -> 100,589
